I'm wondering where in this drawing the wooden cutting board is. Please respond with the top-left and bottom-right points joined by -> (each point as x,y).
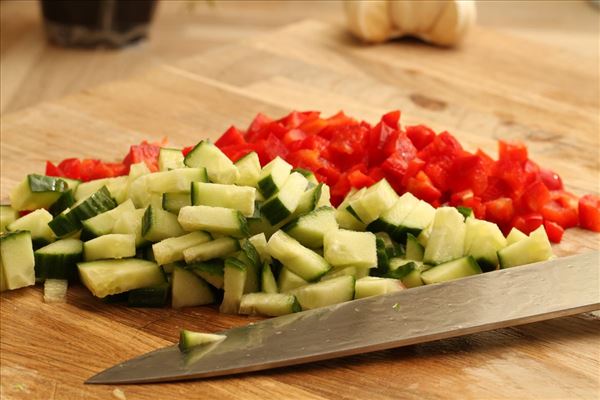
1,20 -> 599,400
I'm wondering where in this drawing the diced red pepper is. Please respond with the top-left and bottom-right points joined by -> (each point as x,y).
406,171 -> 441,203
512,213 -> 544,235
122,140 -> 162,172
541,190 -> 579,229
406,125 -> 435,150
484,197 -> 514,227
539,167 -> 564,191
520,180 -> 551,213
347,170 -> 375,190
381,110 -> 401,129
498,140 -> 528,164
447,152 -> 488,196
215,126 -> 246,148
544,220 -> 564,243
578,194 -> 600,232
45,161 -> 63,177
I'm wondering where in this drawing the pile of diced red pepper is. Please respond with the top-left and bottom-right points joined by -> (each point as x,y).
45,110 -> 600,242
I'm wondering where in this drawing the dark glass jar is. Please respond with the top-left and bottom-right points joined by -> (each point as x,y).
40,0 -> 157,48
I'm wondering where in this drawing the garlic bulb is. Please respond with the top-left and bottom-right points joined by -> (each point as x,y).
345,0 -> 477,46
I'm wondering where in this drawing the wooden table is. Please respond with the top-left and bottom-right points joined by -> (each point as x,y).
1,19 -> 599,400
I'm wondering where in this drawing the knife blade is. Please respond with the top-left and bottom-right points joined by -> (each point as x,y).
87,251 -> 599,384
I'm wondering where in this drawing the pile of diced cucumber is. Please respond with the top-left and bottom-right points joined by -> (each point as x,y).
0,140 -> 554,315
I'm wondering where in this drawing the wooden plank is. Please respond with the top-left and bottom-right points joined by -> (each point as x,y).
1,20 -> 599,399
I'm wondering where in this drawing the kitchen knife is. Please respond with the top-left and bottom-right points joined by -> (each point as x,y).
87,251 -> 599,384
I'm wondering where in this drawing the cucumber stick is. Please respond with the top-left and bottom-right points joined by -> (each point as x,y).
423,207 -> 466,265
1,231 -> 35,291
191,182 -> 256,217
421,256 -> 482,284
172,266 -> 214,308
7,208 -> 55,248
179,330 -> 226,352
184,141 -> 239,184
142,205 -> 185,242
83,234 -> 136,261
158,148 -> 185,171
260,172 -> 308,225
178,205 -> 248,238
0,205 -> 18,233
257,157 -> 293,198
324,229 -> 377,269
348,179 -> 397,224
289,275 -> 355,310
152,231 -> 212,265
10,174 -> 68,211
267,230 -> 330,281
35,238 -> 83,281
498,226 -> 553,269
354,277 -> 404,299
234,152 -> 261,187
239,292 -> 300,316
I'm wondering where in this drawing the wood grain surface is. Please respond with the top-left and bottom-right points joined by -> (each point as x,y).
1,19 -> 599,400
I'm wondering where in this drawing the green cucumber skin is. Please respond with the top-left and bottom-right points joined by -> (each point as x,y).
127,282 -> 170,307
257,176 -> 279,199
34,252 -> 82,281
49,190 -> 75,216
260,197 -> 292,225
28,174 -> 68,193
48,212 -> 80,238
375,238 -> 390,276
141,205 -> 154,238
70,186 -> 117,223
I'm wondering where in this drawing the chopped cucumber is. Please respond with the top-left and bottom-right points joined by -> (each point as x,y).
184,140 -> 239,184
506,227 -> 528,245
172,266 -> 215,308
81,199 -> 135,239
260,172 -> 308,225
234,152 -> 261,187
267,230 -> 330,281
152,231 -> 212,265
290,275 -> 355,310
142,205 -> 185,242
0,231 -> 35,291
48,189 -> 75,216
423,207 -> 466,265
261,262 -> 278,293
191,182 -> 256,217
386,259 -> 425,288
178,205 -> 248,238
239,292 -> 300,316
248,233 -> 270,263
34,238 -> 83,281
398,200 -> 436,241
292,168 -> 319,186
146,168 -> 208,193
335,188 -> 367,231
405,233 -> 424,261
128,282 -> 170,307
64,186 -> 117,235
112,208 -> 148,247
498,226 -> 553,269
83,234 -> 136,261
277,267 -> 308,292
158,147 -> 185,171
354,276 -> 404,299
179,330 -> 226,352
75,176 -> 127,203
257,156 -> 292,198
219,257 -> 247,314
421,256 -> 482,285
348,179 -> 398,224
48,208 -> 79,238
183,237 -> 240,264
7,208 -> 55,248
0,205 -> 18,233
162,192 -> 191,214
324,229 -> 377,269
368,192 -> 420,238
187,260 -> 225,289
78,258 -> 165,298
283,206 -> 338,248
321,265 -> 370,281
10,174 -> 68,211
463,218 -> 507,271
43,279 -> 68,303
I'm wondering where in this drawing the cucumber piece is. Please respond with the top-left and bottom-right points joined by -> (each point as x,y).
498,226 -> 553,269
463,218 -> 507,271
267,230 -> 330,281
126,164 -> 152,208
128,282 -> 170,307
405,233 -> 424,261
158,147 -> 185,171
386,259 -> 425,288
142,205 -> 185,242
0,231 -> 35,291
191,182 -> 256,217
423,207 -> 466,265
7,208 -> 55,248
152,231 -> 212,265
187,260 -> 225,289
112,208 -> 148,247
292,168 -> 318,186
283,206 -> 338,248
78,258 -> 165,298
234,152 -> 261,187
43,279 -> 68,303
83,234 -> 136,261
0,205 -> 18,233
290,275 -> 355,310
162,192 -> 191,214
292,183 -> 325,218
184,140 -> 239,184
320,265 -> 370,281
456,206 -> 474,219
219,257 -> 247,314
75,176 -> 127,204
171,266 -> 215,308
178,330 -> 226,352
146,168 -> 208,193
183,237 -> 240,264
10,174 -> 68,211
421,256 -> 482,284
178,205 -> 248,238
354,276 -> 404,299
34,238 -> 83,281
257,156 -> 293,198
48,208 -> 79,238
324,229 -> 377,269
69,186 -> 117,225
506,227 -> 528,245
261,172 -> 309,225
398,200 -> 436,241
277,266 -> 307,292
335,188 -> 367,231
367,192 -> 420,238
81,199 -> 135,239
261,262 -> 278,293
239,292 -> 300,316
348,179 -> 398,225
48,189 -> 75,216
248,233 -> 270,263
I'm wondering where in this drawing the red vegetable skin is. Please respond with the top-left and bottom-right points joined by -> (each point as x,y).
544,220 -> 564,243
579,194 -> 600,232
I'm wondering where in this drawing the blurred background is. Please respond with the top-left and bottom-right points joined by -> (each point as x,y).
1,0 -> 598,116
